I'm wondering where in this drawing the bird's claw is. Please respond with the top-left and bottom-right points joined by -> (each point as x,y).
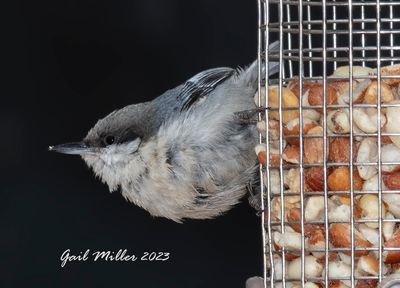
234,107 -> 268,124
247,186 -> 264,215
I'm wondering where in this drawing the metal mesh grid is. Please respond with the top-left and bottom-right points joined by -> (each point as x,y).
257,0 -> 400,287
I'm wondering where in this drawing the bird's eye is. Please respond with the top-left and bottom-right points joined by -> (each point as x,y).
104,135 -> 115,146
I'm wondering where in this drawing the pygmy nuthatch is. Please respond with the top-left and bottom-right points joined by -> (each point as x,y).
50,42 -> 279,222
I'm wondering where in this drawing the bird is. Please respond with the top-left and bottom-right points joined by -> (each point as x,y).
49,42 -> 279,222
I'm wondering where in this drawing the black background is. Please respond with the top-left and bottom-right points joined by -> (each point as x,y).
1,1 -> 263,287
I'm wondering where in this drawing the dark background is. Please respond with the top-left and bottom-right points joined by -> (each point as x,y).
1,1 -> 262,287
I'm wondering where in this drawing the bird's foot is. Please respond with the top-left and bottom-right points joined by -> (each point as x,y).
247,185 -> 264,216
234,107 -> 268,125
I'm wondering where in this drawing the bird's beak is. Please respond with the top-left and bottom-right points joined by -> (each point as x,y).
48,142 -> 95,155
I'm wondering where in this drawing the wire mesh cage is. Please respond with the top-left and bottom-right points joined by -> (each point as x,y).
256,0 -> 400,287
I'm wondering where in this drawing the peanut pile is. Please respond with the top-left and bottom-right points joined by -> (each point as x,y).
254,64 -> 400,288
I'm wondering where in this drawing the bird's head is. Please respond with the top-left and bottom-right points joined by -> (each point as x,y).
49,103 -> 153,190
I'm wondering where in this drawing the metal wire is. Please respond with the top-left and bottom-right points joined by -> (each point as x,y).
298,1 -> 306,287
258,0 -> 400,287
347,2 -> 355,286
376,0 -> 384,283
321,0 -> 329,286
257,1 -> 268,288
278,2 -> 287,287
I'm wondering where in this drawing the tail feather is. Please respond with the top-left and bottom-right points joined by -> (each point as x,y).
265,40 -> 280,76
234,41 -> 280,86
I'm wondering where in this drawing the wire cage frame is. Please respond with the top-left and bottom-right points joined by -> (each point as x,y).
257,0 -> 400,287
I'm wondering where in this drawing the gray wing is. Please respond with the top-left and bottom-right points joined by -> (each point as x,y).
179,67 -> 234,111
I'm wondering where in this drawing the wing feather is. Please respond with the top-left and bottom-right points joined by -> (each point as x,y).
179,67 -> 234,111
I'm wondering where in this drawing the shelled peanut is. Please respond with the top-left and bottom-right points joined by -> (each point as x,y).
254,64 -> 400,287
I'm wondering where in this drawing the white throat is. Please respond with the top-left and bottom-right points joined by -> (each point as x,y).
81,138 -> 143,191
